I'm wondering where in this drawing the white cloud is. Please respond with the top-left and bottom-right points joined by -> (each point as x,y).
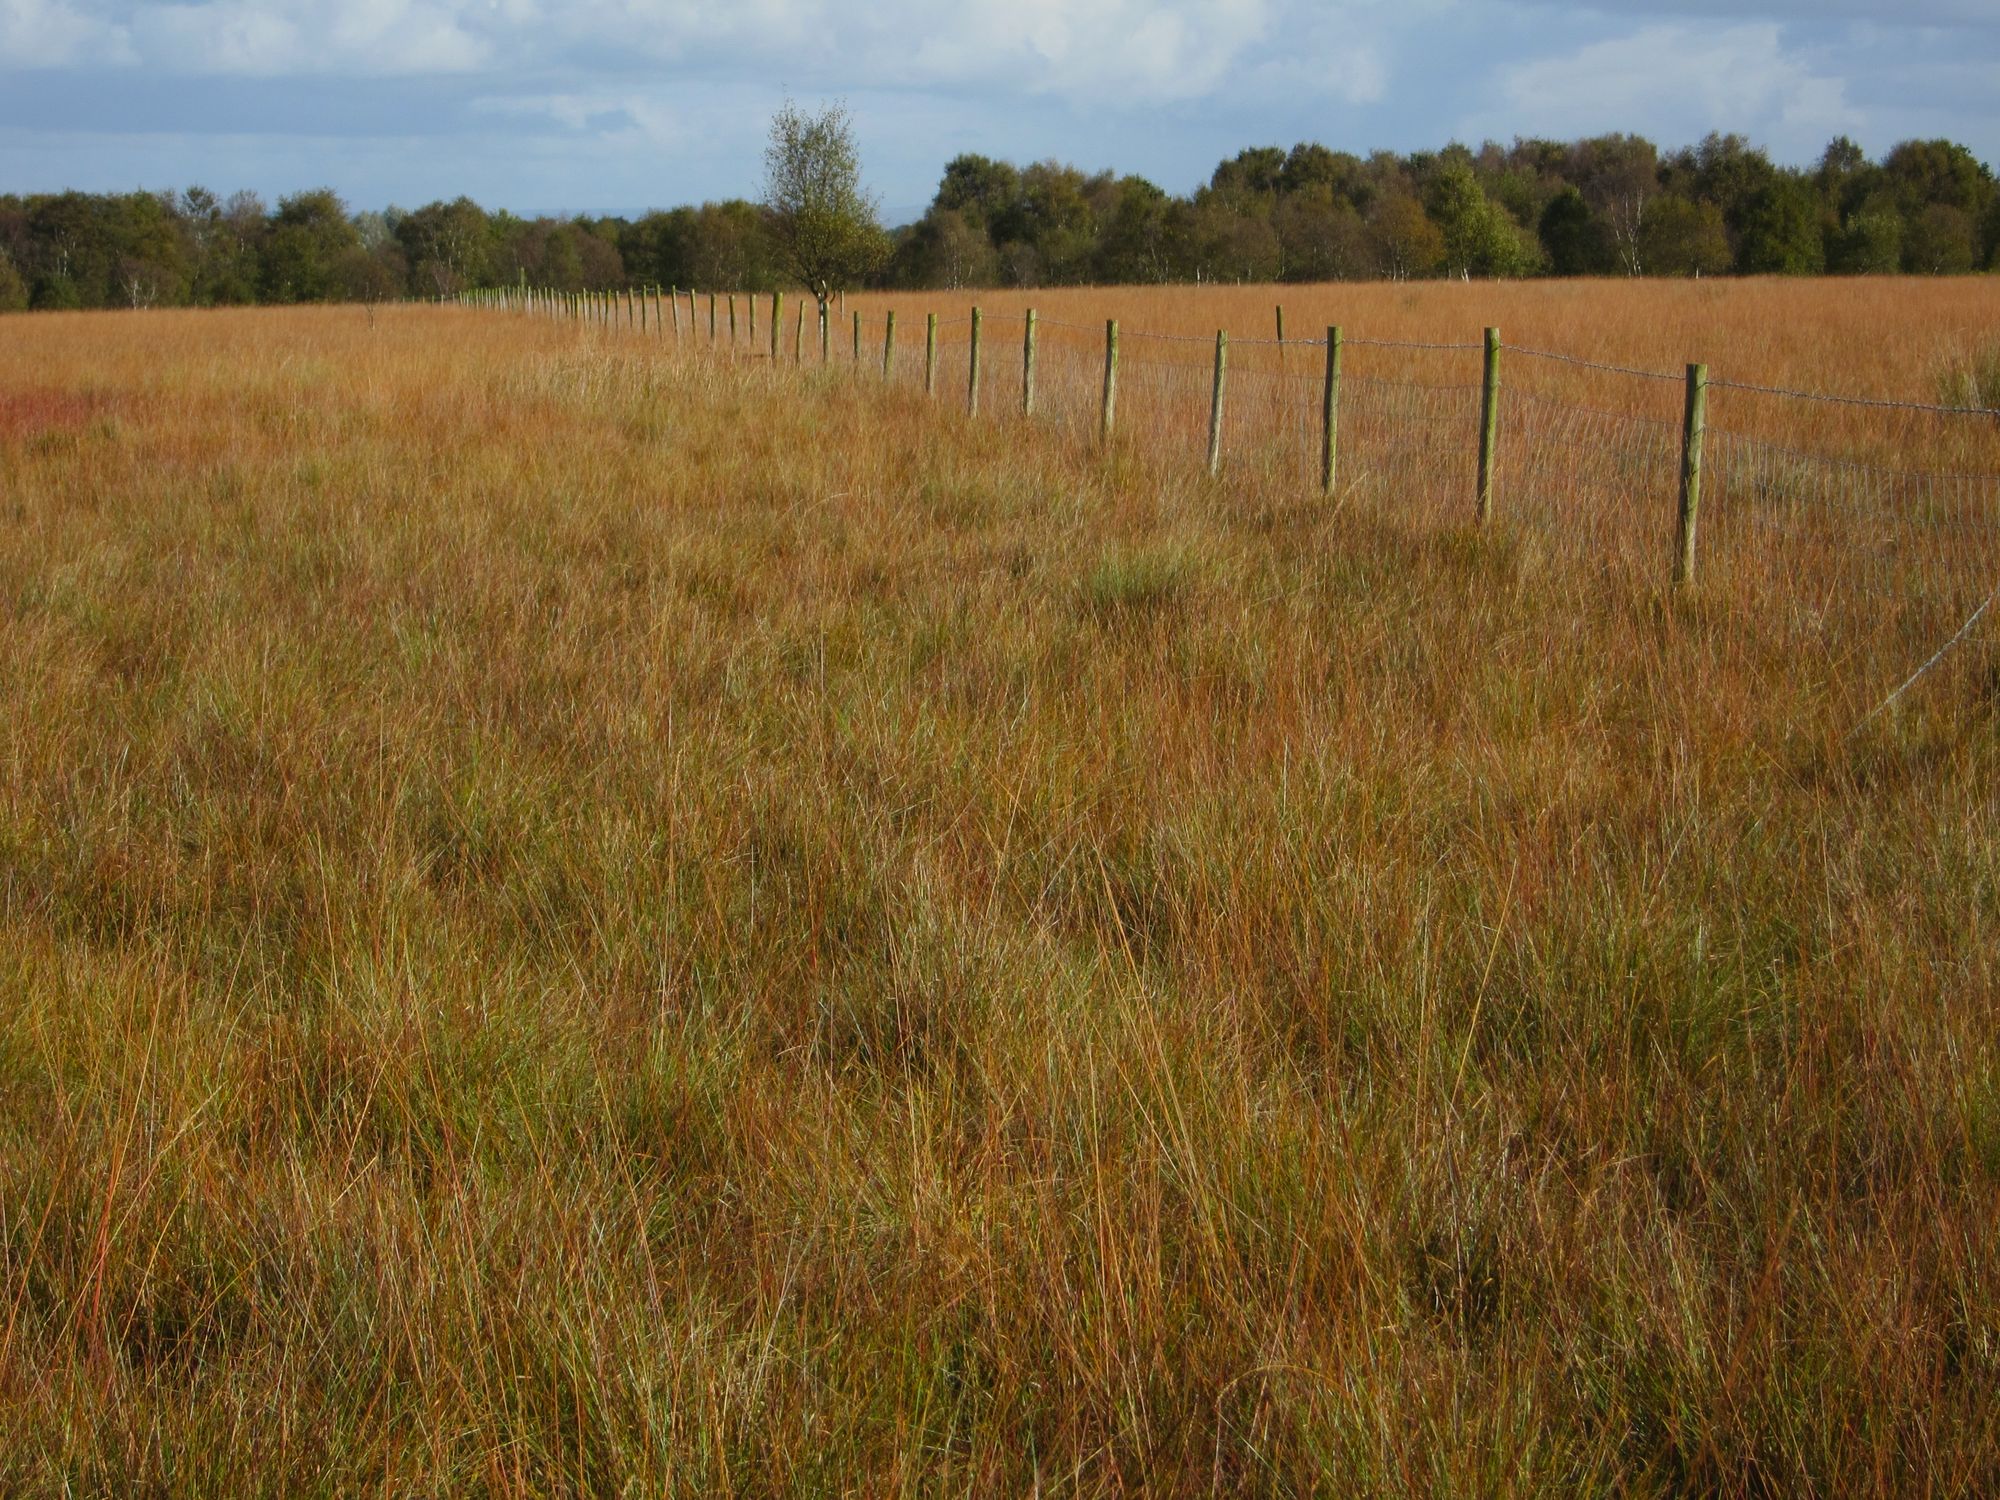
128,0 -> 491,76
1478,22 -> 1854,154
0,0 -> 130,66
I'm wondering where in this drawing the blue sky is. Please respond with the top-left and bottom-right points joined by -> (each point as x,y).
1,0 -> 1996,221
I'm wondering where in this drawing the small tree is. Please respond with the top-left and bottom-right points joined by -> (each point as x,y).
763,100 -> 887,331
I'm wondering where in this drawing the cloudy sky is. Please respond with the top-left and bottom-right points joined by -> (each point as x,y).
2,0 -> 1996,220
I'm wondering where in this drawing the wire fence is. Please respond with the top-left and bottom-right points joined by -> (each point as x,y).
459,283 -> 2000,723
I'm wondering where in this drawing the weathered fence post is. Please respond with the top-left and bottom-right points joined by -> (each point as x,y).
1276,304 -> 1286,373
795,301 -> 805,363
728,293 -> 738,344
968,307 -> 983,415
925,313 -> 938,397
686,289 -> 696,338
748,291 -> 756,343
1676,362 -> 1709,587
883,310 -> 896,381
669,288 -> 680,337
708,293 -> 717,343
1022,308 -> 1038,416
771,292 -> 782,362
1207,330 -> 1229,477
819,301 -> 829,362
1101,319 -> 1119,444
1477,327 -> 1501,523
1321,326 -> 1345,495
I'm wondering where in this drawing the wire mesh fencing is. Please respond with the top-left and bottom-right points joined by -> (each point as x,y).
465,285 -> 2000,718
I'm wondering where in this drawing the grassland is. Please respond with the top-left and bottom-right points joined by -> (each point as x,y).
1,280 -> 1998,1494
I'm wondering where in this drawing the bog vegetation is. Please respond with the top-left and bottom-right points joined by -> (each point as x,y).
2,131 -> 1998,312
0,275 -> 1997,1493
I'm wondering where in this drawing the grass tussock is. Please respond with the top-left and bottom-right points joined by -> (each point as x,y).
0,296 -> 1997,1494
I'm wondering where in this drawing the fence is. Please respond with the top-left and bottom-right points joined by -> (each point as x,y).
455,283 -> 2000,720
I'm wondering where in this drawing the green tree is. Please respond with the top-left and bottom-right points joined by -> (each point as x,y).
1639,196 -> 1731,277
1426,162 -> 1528,277
1736,179 -> 1825,275
763,99 -> 888,327
1368,193 -> 1443,280
1904,204 -> 1978,274
260,189 -> 362,302
1828,211 -> 1903,275
395,197 -> 493,296
0,250 -> 26,312
1538,187 -> 1614,276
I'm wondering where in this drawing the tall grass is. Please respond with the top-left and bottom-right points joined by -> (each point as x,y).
0,293 -> 1997,1494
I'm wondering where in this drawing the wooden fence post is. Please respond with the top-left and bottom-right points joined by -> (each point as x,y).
1676,362 -> 1709,587
1477,328 -> 1501,523
1101,319 -> 1119,444
851,309 -> 861,363
728,293 -> 738,344
819,301 -> 829,362
748,291 -> 756,343
708,293 -> 717,343
686,289 -> 696,338
1322,326 -> 1343,495
968,307 -> 983,415
795,301 -> 805,363
925,313 -> 938,397
1276,304 -> 1285,373
771,292 -> 782,362
883,310 -> 896,381
1024,308 -> 1040,418
1207,330 -> 1229,477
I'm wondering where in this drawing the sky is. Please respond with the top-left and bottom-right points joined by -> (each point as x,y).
1,0 -> 1996,222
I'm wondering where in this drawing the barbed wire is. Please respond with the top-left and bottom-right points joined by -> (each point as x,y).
1849,576 -> 2000,738
1346,337 -> 1484,353
1710,377 -> 2000,419
1512,347 -> 1683,383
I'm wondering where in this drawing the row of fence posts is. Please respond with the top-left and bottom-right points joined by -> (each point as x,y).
456,284 -> 1714,589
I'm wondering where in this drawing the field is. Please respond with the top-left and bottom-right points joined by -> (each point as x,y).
1,277 -> 1998,1494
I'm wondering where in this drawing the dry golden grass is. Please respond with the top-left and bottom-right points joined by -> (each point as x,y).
1,287 -> 1998,1495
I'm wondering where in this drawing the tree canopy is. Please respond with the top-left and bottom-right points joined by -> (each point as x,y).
0,129 -> 1992,313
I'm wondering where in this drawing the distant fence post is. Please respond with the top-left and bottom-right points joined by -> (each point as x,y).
1477,327 -> 1501,523
1676,362 -> 1709,588
638,288 -> 647,333
925,313 -> 938,397
1276,304 -> 1286,373
728,294 -> 737,343
820,302 -> 829,362
1023,308 -> 1038,416
748,291 -> 756,343
1207,330 -> 1229,477
968,307 -> 983,415
1101,319 -> 1119,444
686,289 -> 696,339
795,301 -> 805,363
883,310 -> 896,381
852,309 -> 862,363
1322,326 -> 1343,495
771,292 -> 782,362
708,293 -> 717,343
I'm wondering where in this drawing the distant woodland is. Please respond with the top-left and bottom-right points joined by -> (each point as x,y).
3,132 -> 1996,310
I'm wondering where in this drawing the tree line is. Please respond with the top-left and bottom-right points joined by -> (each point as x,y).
2,131 -> 1995,311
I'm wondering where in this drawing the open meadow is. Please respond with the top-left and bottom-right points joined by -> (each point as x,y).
2,278 -> 1999,1493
